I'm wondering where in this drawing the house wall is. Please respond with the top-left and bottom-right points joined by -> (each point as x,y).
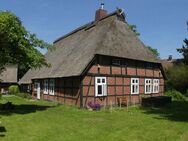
32,55 -> 165,108
32,77 -> 81,107
81,55 -> 164,107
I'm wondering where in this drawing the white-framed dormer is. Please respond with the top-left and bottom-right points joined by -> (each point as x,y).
131,78 -> 139,95
95,77 -> 107,97
145,79 -> 152,94
49,79 -> 55,95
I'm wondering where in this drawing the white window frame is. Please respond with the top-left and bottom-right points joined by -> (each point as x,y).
43,79 -> 48,94
153,79 -> 159,93
145,79 -> 152,94
49,79 -> 55,95
95,77 -> 107,97
131,78 -> 139,95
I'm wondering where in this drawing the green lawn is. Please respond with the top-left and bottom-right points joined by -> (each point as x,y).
0,95 -> 188,141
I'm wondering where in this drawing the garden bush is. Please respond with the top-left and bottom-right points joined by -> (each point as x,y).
15,93 -> 32,99
0,93 -> 2,99
87,102 -> 101,110
8,85 -> 20,94
165,64 -> 188,94
186,89 -> 188,97
164,90 -> 186,101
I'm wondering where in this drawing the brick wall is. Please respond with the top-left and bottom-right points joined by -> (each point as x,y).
82,55 -> 164,107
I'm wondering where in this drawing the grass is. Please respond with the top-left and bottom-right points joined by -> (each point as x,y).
0,95 -> 188,141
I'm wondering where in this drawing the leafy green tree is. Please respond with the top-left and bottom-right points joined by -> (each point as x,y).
128,24 -> 160,58
0,11 -> 51,76
146,46 -> 160,58
128,24 -> 140,36
165,63 -> 188,94
177,22 -> 188,64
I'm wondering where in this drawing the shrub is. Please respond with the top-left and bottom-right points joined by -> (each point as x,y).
8,85 -> 20,94
165,64 -> 188,94
186,89 -> 188,97
15,93 -> 32,99
0,93 -> 2,99
164,90 -> 186,101
87,102 -> 101,110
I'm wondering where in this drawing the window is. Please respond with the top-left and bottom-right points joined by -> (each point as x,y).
153,79 -> 159,93
146,62 -> 153,68
49,79 -> 55,95
145,79 -> 152,94
112,59 -> 121,66
131,78 -> 139,94
34,81 -> 38,91
95,77 -> 107,97
43,79 -> 48,94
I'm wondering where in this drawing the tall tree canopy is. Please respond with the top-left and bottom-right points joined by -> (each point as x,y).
146,46 -> 160,58
128,24 -> 160,58
177,22 -> 188,64
0,11 -> 51,74
128,24 -> 140,36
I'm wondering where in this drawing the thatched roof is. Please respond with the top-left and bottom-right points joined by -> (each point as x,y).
0,65 -> 17,83
19,9 -> 160,84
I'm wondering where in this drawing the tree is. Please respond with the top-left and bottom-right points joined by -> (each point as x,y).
177,22 -> 188,64
0,11 -> 51,77
146,46 -> 160,58
128,24 -> 160,58
165,63 -> 188,94
128,24 -> 140,36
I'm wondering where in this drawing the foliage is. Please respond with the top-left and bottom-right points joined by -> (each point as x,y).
128,24 -> 160,58
177,22 -> 188,64
0,11 -> 51,74
146,46 -> 160,58
128,24 -> 140,36
87,102 -> 101,110
1,96 -> 188,141
8,85 -> 20,94
165,63 -> 188,94
186,89 -> 188,97
0,93 -> 2,99
15,93 -> 32,99
164,90 -> 186,101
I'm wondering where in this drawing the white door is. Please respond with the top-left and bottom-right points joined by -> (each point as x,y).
36,83 -> 41,99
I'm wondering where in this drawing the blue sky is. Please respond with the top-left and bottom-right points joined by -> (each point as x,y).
0,0 -> 188,59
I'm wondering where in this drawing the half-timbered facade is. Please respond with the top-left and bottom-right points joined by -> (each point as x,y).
19,7 -> 166,108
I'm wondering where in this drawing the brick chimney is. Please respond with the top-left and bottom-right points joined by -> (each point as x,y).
95,3 -> 108,21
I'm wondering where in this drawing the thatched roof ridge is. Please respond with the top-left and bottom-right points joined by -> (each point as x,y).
19,9 -> 161,84
54,9 -> 125,43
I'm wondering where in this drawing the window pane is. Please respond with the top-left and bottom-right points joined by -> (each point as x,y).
136,85 -> 138,93
132,85 -> 135,93
102,79 -> 105,83
98,85 -> 102,95
97,79 -> 100,83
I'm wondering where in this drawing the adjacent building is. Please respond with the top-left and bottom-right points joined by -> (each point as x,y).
0,65 -> 18,93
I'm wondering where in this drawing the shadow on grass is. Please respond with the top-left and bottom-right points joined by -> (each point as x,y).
0,103 -> 54,116
140,100 -> 188,122
0,126 -> 6,137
